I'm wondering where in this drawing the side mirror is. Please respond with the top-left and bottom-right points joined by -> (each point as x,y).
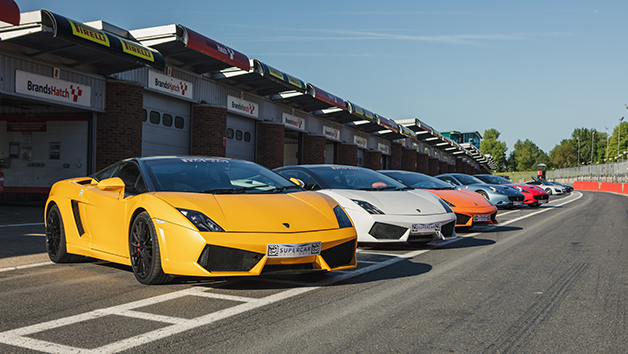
290,177 -> 305,188
97,177 -> 125,198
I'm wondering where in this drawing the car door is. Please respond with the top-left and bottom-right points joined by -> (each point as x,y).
82,162 -> 147,257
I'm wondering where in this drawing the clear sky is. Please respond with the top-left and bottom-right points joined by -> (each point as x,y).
15,0 -> 628,154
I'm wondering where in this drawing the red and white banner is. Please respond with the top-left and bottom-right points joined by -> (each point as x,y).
354,136 -> 368,149
15,70 -> 91,108
282,113 -> 305,131
227,95 -> 258,118
323,125 -> 340,141
148,71 -> 193,99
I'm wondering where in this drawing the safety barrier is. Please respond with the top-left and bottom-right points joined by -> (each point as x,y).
573,181 -> 628,195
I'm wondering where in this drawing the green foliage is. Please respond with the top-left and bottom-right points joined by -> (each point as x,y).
550,143 -> 577,168
479,128 -> 507,171
510,139 -> 545,171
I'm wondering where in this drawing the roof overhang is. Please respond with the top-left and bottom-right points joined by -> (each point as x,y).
130,24 -> 250,73
0,10 -> 165,75
212,59 -> 307,97
269,83 -> 347,112
0,0 -> 20,26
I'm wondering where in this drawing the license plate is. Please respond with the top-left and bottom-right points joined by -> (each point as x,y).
267,242 -> 321,258
513,201 -> 523,206
411,223 -> 441,234
538,199 -> 548,204
473,214 -> 491,222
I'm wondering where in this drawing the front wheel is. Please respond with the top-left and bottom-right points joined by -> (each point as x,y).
129,212 -> 172,285
45,204 -> 83,263
544,188 -> 552,195
477,190 -> 489,200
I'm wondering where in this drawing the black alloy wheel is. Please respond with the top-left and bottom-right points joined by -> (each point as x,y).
477,190 -> 490,200
45,204 -> 82,263
129,211 -> 171,285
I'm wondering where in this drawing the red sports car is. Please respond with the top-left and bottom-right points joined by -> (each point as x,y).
474,174 -> 549,207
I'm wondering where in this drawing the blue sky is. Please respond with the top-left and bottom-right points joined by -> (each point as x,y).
16,0 -> 628,154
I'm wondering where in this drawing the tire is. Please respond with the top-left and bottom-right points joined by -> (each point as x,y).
545,188 -> 552,195
477,190 -> 489,200
129,212 -> 172,285
45,204 -> 83,263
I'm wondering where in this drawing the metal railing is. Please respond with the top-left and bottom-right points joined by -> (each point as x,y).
547,161 -> 628,184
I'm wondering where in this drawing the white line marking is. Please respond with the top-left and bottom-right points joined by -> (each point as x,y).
0,223 -> 44,228
0,192 -> 585,353
0,261 -> 53,273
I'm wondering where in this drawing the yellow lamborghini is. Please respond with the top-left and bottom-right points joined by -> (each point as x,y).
44,157 -> 357,284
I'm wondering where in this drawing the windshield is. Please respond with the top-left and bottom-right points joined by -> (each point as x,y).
312,166 -> 409,191
477,175 -> 511,185
384,171 -> 455,190
145,157 -> 300,194
454,174 -> 486,185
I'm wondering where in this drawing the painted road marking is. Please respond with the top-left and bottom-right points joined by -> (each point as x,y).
0,192 -> 584,353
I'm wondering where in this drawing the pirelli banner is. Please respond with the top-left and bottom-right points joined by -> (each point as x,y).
41,10 -> 165,71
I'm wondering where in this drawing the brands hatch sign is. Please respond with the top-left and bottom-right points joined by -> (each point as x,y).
15,70 -> 91,108
148,71 -> 193,100
282,113 -> 305,131
227,95 -> 259,118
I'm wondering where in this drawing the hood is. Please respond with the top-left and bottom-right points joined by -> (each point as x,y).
467,183 -> 520,196
154,191 -> 341,233
432,189 -> 495,208
322,189 -> 447,215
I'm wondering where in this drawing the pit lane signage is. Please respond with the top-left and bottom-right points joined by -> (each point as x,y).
354,136 -> 368,149
227,95 -> 258,118
15,70 -> 91,108
378,143 -> 390,155
323,125 -> 340,141
148,71 -> 193,99
282,113 -> 305,131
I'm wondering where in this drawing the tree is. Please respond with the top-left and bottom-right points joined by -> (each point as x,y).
510,139 -> 544,171
550,142 -> 577,168
607,121 -> 628,162
480,128 -> 508,171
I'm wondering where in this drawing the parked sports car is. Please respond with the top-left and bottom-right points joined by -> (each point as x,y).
380,170 -> 498,228
45,157 -> 357,284
274,165 -> 457,244
525,179 -> 565,195
474,174 -> 549,207
435,173 -> 525,208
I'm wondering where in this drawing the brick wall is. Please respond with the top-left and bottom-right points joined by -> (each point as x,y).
95,80 -> 143,170
338,143 -> 358,166
365,150 -> 382,170
417,153 -> 429,174
439,161 -> 448,174
257,122 -> 284,169
302,134 -> 326,164
191,105 -> 227,157
402,148 -> 417,172
428,157 -> 440,176
388,142 -> 403,170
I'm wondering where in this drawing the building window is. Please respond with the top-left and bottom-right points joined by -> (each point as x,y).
235,130 -> 243,141
149,111 -> 160,124
163,114 -> 173,127
244,132 -> 251,142
142,109 -> 147,122
226,128 -> 234,139
174,116 -> 184,129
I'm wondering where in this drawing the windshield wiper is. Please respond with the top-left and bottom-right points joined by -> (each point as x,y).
201,184 -> 269,194
267,185 -> 303,193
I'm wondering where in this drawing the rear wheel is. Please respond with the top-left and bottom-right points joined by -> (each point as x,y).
477,190 -> 489,200
45,204 -> 83,263
129,212 -> 172,285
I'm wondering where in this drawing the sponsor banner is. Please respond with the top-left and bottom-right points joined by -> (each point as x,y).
378,143 -> 390,155
323,125 -> 340,141
350,102 -> 376,122
354,136 -> 368,149
400,125 -> 417,138
148,71 -> 193,99
377,116 -> 399,133
7,121 -> 46,132
227,95 -> 258,118
15,70 -> 91,108
183,26 -> 250,71
282,113 -> 305,131
68,19 -> 110,47
119,37 -> 155,62
309,85 -> 346,110
257,61 -> 306,91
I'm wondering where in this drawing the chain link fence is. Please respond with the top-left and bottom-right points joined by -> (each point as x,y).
547,161 -> 628,184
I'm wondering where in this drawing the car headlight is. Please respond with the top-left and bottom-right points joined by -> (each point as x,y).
440,198 -> 456,208
333,205 -> 353,228
351,199 -> 385,214
515,186 -> 529,193
489,186 -> 504,194
178,209 -> 225,232
438,198 -> 454,213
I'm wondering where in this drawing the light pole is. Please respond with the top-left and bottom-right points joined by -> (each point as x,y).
590,129 -> 595,178
577,136 -> 580,178
620,117 -> 624,162
606,126 -> 609,178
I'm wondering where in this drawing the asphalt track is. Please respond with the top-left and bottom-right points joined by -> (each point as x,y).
0,191 -> 626,353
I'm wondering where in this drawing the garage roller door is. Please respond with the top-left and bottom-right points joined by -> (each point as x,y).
142,93 -> 191,156
226,115 -> 256,162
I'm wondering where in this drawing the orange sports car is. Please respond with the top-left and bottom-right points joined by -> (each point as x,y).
380,170 -> 498,229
